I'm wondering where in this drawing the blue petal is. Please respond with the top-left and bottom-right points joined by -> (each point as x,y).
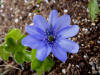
48,10 -> 58,26
52,45 -> 67,62
58,38 -> 79,53
33,15 -> 49,31
36,45 -> 51,61
53,14 -> 71,32
26,25 -> 45,36
58,25 -> 79,38
22,35 -> 43,49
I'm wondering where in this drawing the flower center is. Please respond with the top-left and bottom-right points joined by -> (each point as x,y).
48,35 -> 55,42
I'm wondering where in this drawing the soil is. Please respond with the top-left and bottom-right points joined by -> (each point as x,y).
0,0 -> 100,75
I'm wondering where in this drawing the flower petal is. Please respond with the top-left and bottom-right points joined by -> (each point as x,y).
22,35 -> 43,49
33,15 -> 49,31
58,38 -> 79,53
48,10 -> 58,26
53,14 -> 71,32
25,25 -> 45,36
52,45 -> 67,62
36,45 -> 51,61
58,25 -> 79,38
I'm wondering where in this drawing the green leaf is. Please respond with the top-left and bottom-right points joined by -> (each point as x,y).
31,49 -> 54,75
36,57 -> 54,75
88,0 -> 99,22
5,38 -> 17,53
31,49 -> 42,70
0,28 -> 32,65
0,45 -> 10,60
5,29 -> 26,53
4,29 -> 28,64
14,51 -> 25,64
33,10 -> 40,13
31,49 -> 37,59
24,50 -> 32,62
17,34 -> 26,46
41,57 -> 54,72
5,29 -> 21,41
16,34 -> 27,52
31,59 -> 42,70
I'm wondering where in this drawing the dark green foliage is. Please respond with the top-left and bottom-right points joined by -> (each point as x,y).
31,49 -> 54,75
0,29 -> 54,74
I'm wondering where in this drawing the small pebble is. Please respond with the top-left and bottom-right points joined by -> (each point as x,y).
19,16 -> 22,20
92,66 -> 95,70
11,14 -> 14,17
87,8 -> 89,12
52,0 -> 56,3
1,5 -> 4,8
88,71 -> 91,74
1,13 -> 5,17
78,35 -> 80,38
62,69 -> 66,74
28,13 -> 32,16
71,55 -> 73,58
72,19 -> 78,24
24,0 -> 28,3
64,9 -> 68,13
82,28 -> 88,33
30,23 -> 34,26
36,4 -> 39,7
76,65 -> 79,68
81,44 -> 84,46
97,40 -> 100,44
83,55 -> 88,59
84,18 -> 88,22
10,8 -> 13,11
98,70 -> 100,74
89,61 -> 93,65
14,18 -> 19,23
45,0 -> 49,3
91,23 -> 95,26
0,9 -> 3,13
34,13 -> 37,16
92,70 -> 98,74
67,63 -> 71,69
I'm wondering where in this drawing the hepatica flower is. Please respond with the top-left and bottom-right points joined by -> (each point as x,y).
22,10 -> 79,62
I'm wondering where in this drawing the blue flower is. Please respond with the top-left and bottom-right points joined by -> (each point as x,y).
22,10 -> 79,62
